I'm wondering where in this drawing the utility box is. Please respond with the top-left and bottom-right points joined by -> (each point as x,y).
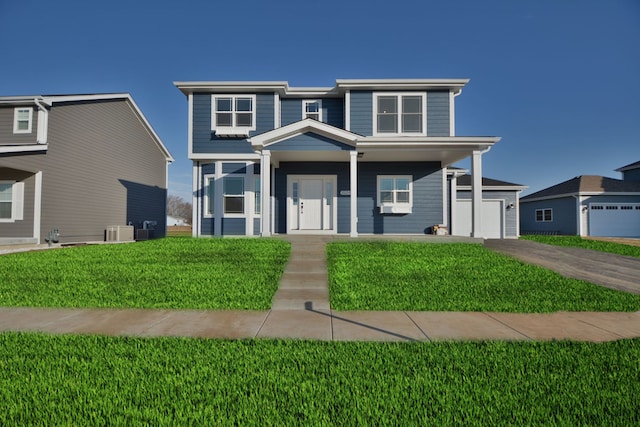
106,225 -> 134,242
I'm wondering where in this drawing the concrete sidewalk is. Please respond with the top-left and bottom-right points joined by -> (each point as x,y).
1,306 -> 639,342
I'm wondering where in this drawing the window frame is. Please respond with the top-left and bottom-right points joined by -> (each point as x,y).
211,94 -> 257,134
203,175 -> 215,218
222,175 -> 245,216
302,99 -> 322,121
13,107 -> 33,134
0,181 -> 24,222
373,92 -> 426,136
535,208 -> 553,222
376,175 -> 413,214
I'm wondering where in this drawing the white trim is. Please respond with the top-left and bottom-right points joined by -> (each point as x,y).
302,99 -> 322,121
350,151 -> 358,237
188,93 -> 194,159
373,92 -> 427,137
192,162 -> 200,237
211,94 -> 257,135
250,118 -> 358,148
274,93 -> 280,128
521,191 -> 640,204
576,195 -> 584,237
203,174 -> 215,218
442,169 -> 448,227
471,150 -> 483,237
33,171 -> 42,243
287,175 -> 338,235
13,107 -> 33,133
260,151 -> 271,236
190,153 -> 260,160
449,90 -> 456,136
34,100 -> 49,144
376,175 -> 413,214
450,174 -> 458,234
345,90 -> 351,131
0,144 -> 48,154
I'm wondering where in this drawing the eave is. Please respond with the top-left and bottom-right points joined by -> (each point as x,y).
0,144 -> 48,154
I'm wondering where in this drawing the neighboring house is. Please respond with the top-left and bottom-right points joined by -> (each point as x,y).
175,79 -> 504,238
0,94 -> 174,245
451,172 -> 526,239
520,161 -> 640,237
167,215 -> 189,226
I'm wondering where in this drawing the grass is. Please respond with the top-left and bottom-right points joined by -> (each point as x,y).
0,237 -> 290,310
522,235 -> 640,258
327,242 -> 640,312
0,333 -> 638,425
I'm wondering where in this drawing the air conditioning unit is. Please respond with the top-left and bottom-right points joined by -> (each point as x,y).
106,225 -> 134,242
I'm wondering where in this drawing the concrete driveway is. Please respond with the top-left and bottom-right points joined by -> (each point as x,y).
484,239 -> 640,295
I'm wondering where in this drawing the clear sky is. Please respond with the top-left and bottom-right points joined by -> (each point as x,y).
1,0 -> 638,200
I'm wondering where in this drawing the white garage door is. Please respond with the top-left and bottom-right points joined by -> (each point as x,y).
454,200 -> 504,238
589,203 -> 640,237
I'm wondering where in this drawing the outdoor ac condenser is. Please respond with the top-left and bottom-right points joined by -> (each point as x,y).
106,226 -> 134,242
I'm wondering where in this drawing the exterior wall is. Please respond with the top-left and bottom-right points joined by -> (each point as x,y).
0,99 -> 168,243
280,98 -> 343,127
0,168 -> 36,239
192,93 -> 274,154
268,133 -> 353,151
520,197 -> 577,235
622,169 -> 640,182
349,91 -> 373,135
0,105 -> 39,146
580,194 -> 640,236
357,162 -> 443,234
457,190 -> 519,237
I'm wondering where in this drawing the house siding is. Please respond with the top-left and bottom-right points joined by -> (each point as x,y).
427,90 -> 450,136
349,91 -> 373,136
280,99 -> 301,127
458,190 -> 519,237
268,133 -> 353,151
323,98 -> 344,129
357,162 -> 443,234
520,197 -> 577,235
0,168 -> 35,238
623,169 -> 640,182
0,99 -> 169,243
0,106 -> 39,145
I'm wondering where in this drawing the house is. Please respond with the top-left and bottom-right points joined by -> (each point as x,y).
520,161 -> 640,237
175,79 -> 507,238
0,94 -> 174,245
167,215 -> 189,226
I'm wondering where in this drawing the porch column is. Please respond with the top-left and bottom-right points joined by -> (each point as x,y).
350,151 -> 358,237
471,150 -> 483,238
450,173 -> 457,235
260,151 -> 271,236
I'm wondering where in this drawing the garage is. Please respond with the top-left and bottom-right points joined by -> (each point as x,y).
454,199 -> 504,239
589,203 -> 640,237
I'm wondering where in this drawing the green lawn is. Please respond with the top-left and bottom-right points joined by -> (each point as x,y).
327,242 -> 640,312
1,333 -> 638,425
0,238 -> 290,310
522,235 -> 640,258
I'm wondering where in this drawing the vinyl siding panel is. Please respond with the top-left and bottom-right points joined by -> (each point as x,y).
281,99 -> 301,126
0,99 -> 169,243
222,218 -> 245,235
357,162 -> 443,234
0,106 -> 39,145
458,190 -> 519,237
349,91 -> 372,136
427,90 -> 450,136
323,98 -> 344,129
520,197 -> 577,235
269,133 -> 353,151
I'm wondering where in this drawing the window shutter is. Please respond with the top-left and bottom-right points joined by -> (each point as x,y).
13,182 -> 24,220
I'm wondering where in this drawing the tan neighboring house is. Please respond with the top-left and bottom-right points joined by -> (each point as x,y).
0,94 -> 174,245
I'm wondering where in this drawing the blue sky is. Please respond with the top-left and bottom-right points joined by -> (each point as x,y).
1,0 -> 638,201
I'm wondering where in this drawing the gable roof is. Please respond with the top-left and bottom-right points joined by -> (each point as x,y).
521,175 -> 640,202
616,160 -> 640,172
250,118 -> 359,148
456,174 -> 526,189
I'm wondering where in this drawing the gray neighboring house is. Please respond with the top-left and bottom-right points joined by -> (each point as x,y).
451,172 -> 526,239
520,161 -> 640,237
0,94 -> 174,245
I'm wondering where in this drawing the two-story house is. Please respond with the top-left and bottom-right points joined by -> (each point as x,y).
175,79 -> 515,238
0,94 -> 173,245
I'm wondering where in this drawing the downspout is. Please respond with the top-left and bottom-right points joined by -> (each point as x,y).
34,98 -> 50,144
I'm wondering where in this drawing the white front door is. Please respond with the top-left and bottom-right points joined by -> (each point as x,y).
288,175 -> 337,234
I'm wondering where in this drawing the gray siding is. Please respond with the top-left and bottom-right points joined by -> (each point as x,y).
0,106 -> 39,146
269,132 -> 353,151
349,91 -> 373,136
427,90 -> 450,136
281,99 -> 301,126
520,197 -> 577,235
357,162 -> 443,234
192,93 -> 273,155
222,218 -> 245,235
0,99 -> 169,243
458,190 -> 520,237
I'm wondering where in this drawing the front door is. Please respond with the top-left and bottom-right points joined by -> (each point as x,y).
287,175 -> 337,234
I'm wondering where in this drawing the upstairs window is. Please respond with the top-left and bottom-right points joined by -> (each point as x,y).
377,175 -> 413,214
212,95 -> 256,136
374,93 -> 426,136
302,100 -> 322,121
13,107 -> 33,134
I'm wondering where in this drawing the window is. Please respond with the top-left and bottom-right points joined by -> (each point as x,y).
374,93 -> 425,136
254,177 -> 261,214
0,181 -> 24,222
535,208 -> 553,222
377,176 -> 412,214
223,176 -> 244,214
204,176 -> 215,217
302,100 -> 322,121
13,107 -> 33,134
212,95 -> 256,135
